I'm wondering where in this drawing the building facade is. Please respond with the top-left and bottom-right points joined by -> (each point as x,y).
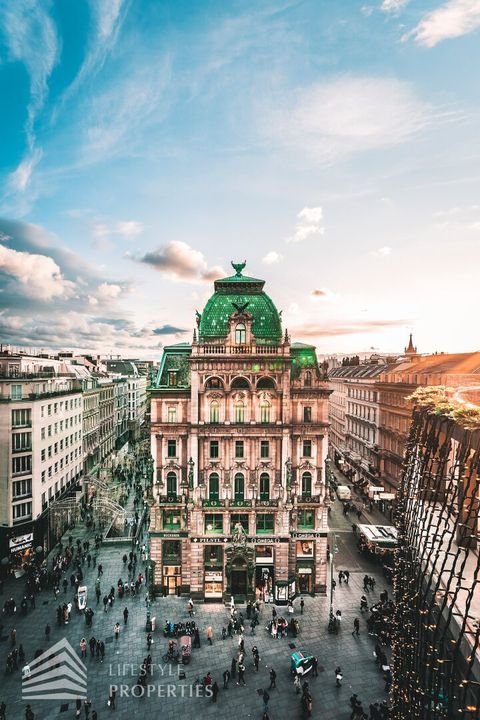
149,263 -> 331,603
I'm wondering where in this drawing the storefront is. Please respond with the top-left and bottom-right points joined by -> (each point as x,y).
162,537 -> 183,595
295,539 -> 315,594
255,546 -> 274,602
274,577 -> 296,605
204,545 -> 224,601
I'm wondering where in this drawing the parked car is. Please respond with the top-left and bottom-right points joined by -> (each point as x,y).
336,485 -> 352,501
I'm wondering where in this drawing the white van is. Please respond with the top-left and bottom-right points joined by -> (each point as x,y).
336,485 -> 352,501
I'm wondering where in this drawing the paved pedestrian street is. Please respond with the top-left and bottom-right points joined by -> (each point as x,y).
1,495 -> 390,720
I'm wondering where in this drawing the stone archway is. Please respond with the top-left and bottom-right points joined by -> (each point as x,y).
225,544 -> 255,602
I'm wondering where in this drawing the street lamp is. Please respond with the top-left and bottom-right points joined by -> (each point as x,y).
328,532 -> 338,632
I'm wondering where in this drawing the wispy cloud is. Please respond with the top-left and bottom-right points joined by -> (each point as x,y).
7,148 -> 43,193
381,0 -> 410,12
287,207 -> 324,243
262,251 -> 283,264
136,241 -> 225,283
292,318 -> 409,338
311,288 -> 335,300
153,325 -> 189,336
403,0 -> 480,47
268,76 -> 436,163
371,246 -> 392,257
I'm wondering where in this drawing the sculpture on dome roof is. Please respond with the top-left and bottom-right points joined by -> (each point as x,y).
231,260 -> 246,276
232,300 -> 250,314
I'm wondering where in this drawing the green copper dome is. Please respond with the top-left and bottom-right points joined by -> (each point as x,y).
198,262 -> 282,343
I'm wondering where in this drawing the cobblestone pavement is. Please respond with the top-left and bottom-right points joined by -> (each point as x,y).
0,490 -> 391,720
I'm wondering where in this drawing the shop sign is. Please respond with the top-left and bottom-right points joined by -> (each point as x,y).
297,567 -> 312,574
158,531 -> 189,538
291,532 -> 327,538
9,533 -> 33,552
256,499 -> 279,508
191,536 -> 289,544
192,537 -> 229,543
230,499 -> 252,508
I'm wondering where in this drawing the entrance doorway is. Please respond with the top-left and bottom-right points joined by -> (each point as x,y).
231,569 -> 247,595
165,575 -> 180,595
163,565 -> 181,596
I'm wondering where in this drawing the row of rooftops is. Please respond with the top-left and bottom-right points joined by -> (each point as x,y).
0,350 -> 151,380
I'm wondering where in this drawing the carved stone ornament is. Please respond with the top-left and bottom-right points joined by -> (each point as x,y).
207,392 -> 223,399
232,392 -> 246,401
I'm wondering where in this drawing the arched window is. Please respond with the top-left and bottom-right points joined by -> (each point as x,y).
210,401 -> 219,423
166,471 -> 177,499
260,401 -> 270,424
231,377 -> 249,389
257,377 -> 276,390
205,377 -> 224,390
234,473 -> 245,501
259,472 -> 270,501
235,323 -> 246,344
235,402 -> 245,424
304,371 -> 312,387
301,472 -> 312,498
209,473 -> 220,501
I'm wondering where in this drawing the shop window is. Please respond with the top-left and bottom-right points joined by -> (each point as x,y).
205,514 -> 223,534
296,540 -> 314,557
204,545 -> 223,565
298,510 -> 315,529
260,402 -> 270,423
163,510 -> 181,530
167,440 -> 177,458
209,401 -> 220,424
302,440 -> 312,457
230,514 -> 249,533
234,473 -> 245,501
303,406 -> 312,423
235,402 -> 245,424
301,472 -> 312,498
259,473 -> 270,500
235,323 -> 246,344
260,440 -> 269,458
166,472 -> 177,498
256,514 -> 274,534
235,440 -> 244,458
163,540 -> 181,562
210,440 -> 219,458
209,473 -> 220,501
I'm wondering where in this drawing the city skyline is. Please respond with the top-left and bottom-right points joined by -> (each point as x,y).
1,0 -> 480,358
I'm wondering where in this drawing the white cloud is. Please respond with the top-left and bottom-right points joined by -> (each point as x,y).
139,241 -> 226,283
8,148 -> 43,193
269,76 -> 434,163
96,282 -> 122,301
371,246 -> 392,257
381,0 -> 409,12
115,220 -> 144,238
262,251 -> 283,264
403,0 -> 480,47
0,244 -> 75,301
287,206 -> 324,244
361,6 -> 375,16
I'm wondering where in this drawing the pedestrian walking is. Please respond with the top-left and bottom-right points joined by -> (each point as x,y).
363,575 -> 370,592
113,622 -> 120,640
223,669 -> 230,689
80,638 -> 87,658
25,704 -> 34,720
294,674 -> 301,693
206,626 -> 213,645
252,646 -> 259,671
108,687 -> 116,709
211,681 -> 219,702
269,668 -> 276,689
300,598 -> 304,614
237,662 -> 246,686
123,608 -> 129,624
335,666 -> 343,687
45,624 -> 51,641
344,570 -> 350,584
0,702 -> 6,720
84,699 -> 92,718
338,571 -> 344,584
312,656 -> 318,677
352,618 -> 360,637
262,689 -> 270,713
231,657 -> 237,680
146,633 -> 152,650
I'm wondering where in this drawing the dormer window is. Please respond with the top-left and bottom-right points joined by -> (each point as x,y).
235,323 -> 246,344
168,370 -> 178,387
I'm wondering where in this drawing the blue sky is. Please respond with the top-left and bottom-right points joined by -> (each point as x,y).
1,0 -> 479,358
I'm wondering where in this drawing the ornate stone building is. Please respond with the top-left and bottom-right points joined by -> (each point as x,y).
149,263 -> 331,603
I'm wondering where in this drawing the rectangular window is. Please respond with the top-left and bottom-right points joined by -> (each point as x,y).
41,471 -> 46,484
163,509 -> 181,529
10,385 -> 23,400
210,440 -> 219,458
235,404 -> 245,423
260,404 -> 270,423
12,409 -> 31,427
54,462 -> 58,473
41,449 -> 46,462
13,501 -> 32,521
298,510 -> 315,529
48,446 -> 52,458
234,474 -> 245,501
167,440 -> 177,458
303,406 -> 312,422
168,370 -> 177,387
54,442 -> 58,454
48,425 -> 52,437
204,514 -> 223,534
54,403 -> 58,414
256,514 -> 274,534
41,427 -> 45,440
302,440 -> 312,457
12,432 -> 32,453
12,455 -> 32,475
13,478 -> 32,498
48,404 -> 51,415
167,407 -> 177,423
235,441 -> 244,458
54,422 -> 58,434
260,440 -> 269,458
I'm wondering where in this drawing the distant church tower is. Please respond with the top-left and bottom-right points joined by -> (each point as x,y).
404,333 -> 417,355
